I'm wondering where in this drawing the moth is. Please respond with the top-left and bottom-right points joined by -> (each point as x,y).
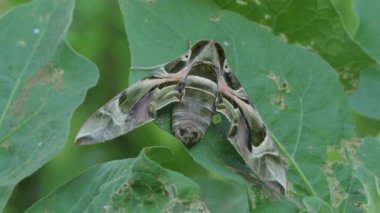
75,40 -> 286,193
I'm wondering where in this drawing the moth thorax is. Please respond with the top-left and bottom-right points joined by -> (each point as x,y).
172,76 -> 218,146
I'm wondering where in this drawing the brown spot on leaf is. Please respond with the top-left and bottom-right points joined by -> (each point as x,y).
271,94 -> 286,110
21,63 -> 64,100
267,72 -> 291,93
327,145 -> 346,163
339,71 -> 359,94
323,162 -> 348,208
323,137 -> 362,208
9,64 -> 64,117
17,40 -> 28,47
343,137 -> 362,169
210,11 -> 223,22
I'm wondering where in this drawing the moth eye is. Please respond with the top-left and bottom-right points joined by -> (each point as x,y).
223,60 -> 230,71
184,54 -> 190,59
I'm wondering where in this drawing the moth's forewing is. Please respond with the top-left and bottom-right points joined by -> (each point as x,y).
75,42 -> 193,145
75,78 -> 180,145
217,64 -> 287,194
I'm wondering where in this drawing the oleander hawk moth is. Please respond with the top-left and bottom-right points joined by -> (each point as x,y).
75,40 -> 287,193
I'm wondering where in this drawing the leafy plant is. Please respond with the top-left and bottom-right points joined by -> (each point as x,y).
1,0 -> 379,212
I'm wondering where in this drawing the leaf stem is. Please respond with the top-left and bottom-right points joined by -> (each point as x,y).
271,133 -> 318,197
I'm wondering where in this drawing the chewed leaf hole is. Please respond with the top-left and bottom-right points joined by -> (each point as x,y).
267,71 -> 291,93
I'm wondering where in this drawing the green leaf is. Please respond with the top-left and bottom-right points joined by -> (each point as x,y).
119,0 -> 354,209
353,112 -> 380,137
26,147 -> 208,212
349,65 -> 380,120
330,0 -> 357,35
149,115 -> 251,211
303,196 -> 334,213
0,0 -> 98,210
356,167 -> 380,213
212,0 -> 376,74
358,137 -> 380,180
354,0 -> 380,60
194,177 -> 249,213
349,0 -> 380,121
355,137 -> 380,212
329,137 -> 380,212
249,185 -> 298,212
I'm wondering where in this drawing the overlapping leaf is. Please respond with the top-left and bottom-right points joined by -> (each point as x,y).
303,196 -> 334,213
26,147 -> 208,212
356,167 -> 380,212
349,0 -> 380,121
358,137 -> 380,178
0,0 -> 98,210
212,0 -> 376,74
329,136 -> 380,212
356,137 -> 380,212
119,0 -> 354,210
350,66 -> 380,120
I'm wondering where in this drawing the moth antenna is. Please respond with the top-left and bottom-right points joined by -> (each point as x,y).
187,39 -> 192,49
129,64 -> 165,72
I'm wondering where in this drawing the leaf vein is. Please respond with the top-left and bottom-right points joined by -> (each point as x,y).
0,1 -> 60,130
0,103 -> 45,145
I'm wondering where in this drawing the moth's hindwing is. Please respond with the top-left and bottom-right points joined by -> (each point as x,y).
75,78 -> 181,145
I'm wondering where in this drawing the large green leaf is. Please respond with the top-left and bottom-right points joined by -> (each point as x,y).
119,0 -> 354,210
212,0 -> 376,75
358,137 -> 380,178
349,0 -> 380,121
303,196 -> 334,213
353,0 -> 380,60
0,0 -> 98,210
329,137 -> 380,212
356,167 -> 380,213
26,147 -> 208,212
192,177 -> 250,212
355,137 -> 380,212
330,157 -> 363,213
349,66 -> 380,120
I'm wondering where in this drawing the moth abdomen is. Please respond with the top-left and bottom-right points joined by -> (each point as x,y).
172,100 -> 214,146
172,76 -> 218,146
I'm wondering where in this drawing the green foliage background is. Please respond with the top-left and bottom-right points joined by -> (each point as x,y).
0,0 -> 379,212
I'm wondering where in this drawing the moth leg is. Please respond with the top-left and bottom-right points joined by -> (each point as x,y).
216,97 -> 286,194
75,78 -> 181,145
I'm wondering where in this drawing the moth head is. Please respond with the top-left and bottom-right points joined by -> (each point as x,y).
181,50 -> 191,62
189,40 -> 226,70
